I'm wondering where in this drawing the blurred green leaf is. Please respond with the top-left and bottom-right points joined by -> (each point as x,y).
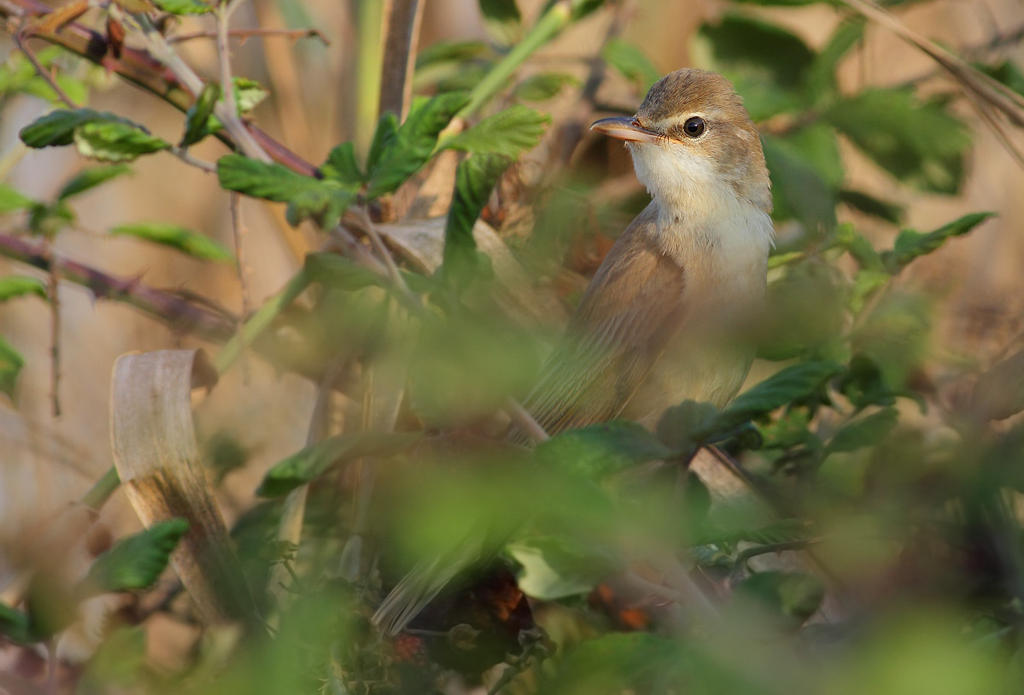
152,0 -> 212,14
838,189 -> 905,224
217,154 -> 359,227
0,336 -> 24,398
320,142 -> 364,184
734,570 -> 824,625
509,535 -> 616,600
0,276 -> 46,301
0,48 -> 88,105
827,88 -> 970,193
78,626 -> 147,693
515,72 -> 579,101
719,360 -> 842,428
602,38 -> 660,91
0,183 -> 34,213
441,152 -> 510,285
882,212 -> 994,270
696,14 -> 815,120
656,400 -> 722,453
366,92 -> 470,198
181,82 -> 221,147
444,104 -> 549,158
111,222 -> 233,262
826,407 -> 898,454
57,164 -> 132,201
28,200 -> 74,237
479,0 -> 522,44
416,40 -> 490,69
303,252 -> 387,291
73,120 -> 170,163
763,128 -> 839,232
848,268 -> 889,314
835,223 -> 884,271
852,291 -> 931,390
977,59 -> 1024,97
536,421 -> 672,478
759,261 -> 847,360
83,518 -> 189,594
542,633 -> 680,694
258,432 -> 422,497
0,600 -> 33,644
808,19 -> 864,100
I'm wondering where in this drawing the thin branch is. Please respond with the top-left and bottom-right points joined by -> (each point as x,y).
168,145 -> 218,173
349,207 -> 410,296
13,29 -> 79,107
378,0 -> 423,121
169,26 -> 330,45
47,252 -> 60,417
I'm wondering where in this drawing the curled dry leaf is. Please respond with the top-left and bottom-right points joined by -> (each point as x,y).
109,349 -> 257,627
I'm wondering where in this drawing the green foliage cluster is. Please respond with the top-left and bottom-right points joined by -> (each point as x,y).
2,0 -> 1024,693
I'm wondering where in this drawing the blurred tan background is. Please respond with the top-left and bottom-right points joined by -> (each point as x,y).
0,0 -> 1022,583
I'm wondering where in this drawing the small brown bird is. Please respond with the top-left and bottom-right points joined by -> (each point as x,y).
373,68 -> 773,635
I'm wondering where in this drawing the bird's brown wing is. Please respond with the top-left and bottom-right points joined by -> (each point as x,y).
521,209 -> 687,437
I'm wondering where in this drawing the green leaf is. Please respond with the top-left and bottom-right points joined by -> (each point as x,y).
320,142 -> 364,184
82,519 -> 189,594
695,14 -> 815,120
508,535 -> 617,600
479,0 -> 522,44
535,421 -> 672,478
366,112 -> 399,174
303,251 -> 387,291
838,189 -> 905,224
416,40 -> 490,70
20,108 -> 131,148
655,400 -> 722,453
826,407 -> 898,454
602,38 -> 660,91
827,88 -> 970,193
882,212 -> 994,270
719,361 -> 842,427
57,164 -> 132,200
977,60 -> 1024,97
233,77 -> 268,113
441,153 -> 510,285
762,127 -> 840,233
0,337 -> 24,398
257,432 -> 422,497
181,82 -> 221,147
545,633 -> 681,693
0,276 -> 46,301
111,223 -> 233,262
366,92 -> 470,198
808,19 -> 864,100
734,570 -> 824,625
151,0 -> 212,14
28,201 -> 74,237
848,269 -> 889,314
835,223 -> 884,271
0,183 -> 34,213
443,104 -> 549,158
0,601 -> 33,644
0,49 -> 89,105
217,154 -> 358,228
73,120 -> 169,162
515,72 -> 579,101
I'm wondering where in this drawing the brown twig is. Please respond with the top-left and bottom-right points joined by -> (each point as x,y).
169,26 -> 330,45
378,0 -> 423,121
47,250 -> 60,417
0,232 -> 238,342
13,29 -> 80,107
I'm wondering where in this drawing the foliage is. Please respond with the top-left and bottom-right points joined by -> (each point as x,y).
1,0 -> 1022,693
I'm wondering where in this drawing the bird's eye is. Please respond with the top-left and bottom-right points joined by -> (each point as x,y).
682,116 -> 705,138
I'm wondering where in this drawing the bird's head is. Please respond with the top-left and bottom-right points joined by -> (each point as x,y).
591,68 -> 771,217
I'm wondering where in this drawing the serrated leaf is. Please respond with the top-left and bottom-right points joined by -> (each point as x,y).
0,276 -> 47,301
57,164 -> 132,200
827,88 -> 970,193
151,0 -> 212,14
509,535 -> 616,600
479,0 -> 522,45
695,14 -> 815,120
514,72 -> 579,101
441,153 -> 510,286
73,120 -> 169,162
826,407 -> 898,454
82,518 -> 189,594
443,104 -> 549,158
257,432 -> 422,497
719,361 -> 842,427
0,336 -> 24,398
111,223 -> 233,262
838,189 -> 904,224
20,108 -> 134,148
320,142 -> 364,184
535,421 -> 672,478
0,184 -> 34,213
181,82 -> 221,147
217,154 -> 358,228
882,212 -> 994,270
366,92 -> 470,198
602,38 -> 660,90
0,601 -> 33,644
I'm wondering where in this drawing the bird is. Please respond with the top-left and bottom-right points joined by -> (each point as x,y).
373,67 -> 774,636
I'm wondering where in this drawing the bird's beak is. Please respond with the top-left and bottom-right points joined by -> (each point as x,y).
590,116 -> 662,143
